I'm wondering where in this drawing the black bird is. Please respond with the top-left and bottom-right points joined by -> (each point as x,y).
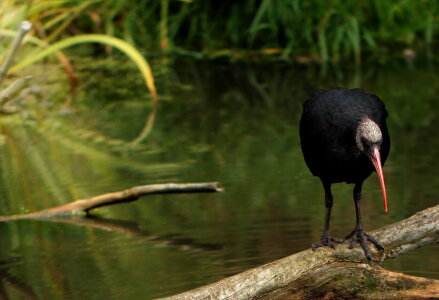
299,87 -> 390,260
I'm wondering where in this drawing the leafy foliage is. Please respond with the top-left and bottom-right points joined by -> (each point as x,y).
2,0 -> 437,65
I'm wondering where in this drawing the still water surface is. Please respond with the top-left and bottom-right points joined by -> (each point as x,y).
0,60 -> 438,299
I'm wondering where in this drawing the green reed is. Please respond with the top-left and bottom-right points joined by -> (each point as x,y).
2,0 -> 436,65
103,0 -> 438,64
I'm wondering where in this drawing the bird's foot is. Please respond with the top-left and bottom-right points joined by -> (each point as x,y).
311,234 -> 344,251
345,228 -> 384,260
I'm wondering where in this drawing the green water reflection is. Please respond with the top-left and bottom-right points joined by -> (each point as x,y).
0,60 -> 438,299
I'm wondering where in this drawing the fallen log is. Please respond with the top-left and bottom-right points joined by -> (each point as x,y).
159,204 -> 439,300
0,182 -> 223,221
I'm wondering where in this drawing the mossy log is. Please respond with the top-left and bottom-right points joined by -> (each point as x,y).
159,204 -> 439,300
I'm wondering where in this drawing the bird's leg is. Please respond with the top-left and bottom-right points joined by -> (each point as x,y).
345,182 -> 384,260
312,182 -> 343,251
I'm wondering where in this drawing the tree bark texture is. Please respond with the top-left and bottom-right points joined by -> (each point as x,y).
159,204 -> 439,300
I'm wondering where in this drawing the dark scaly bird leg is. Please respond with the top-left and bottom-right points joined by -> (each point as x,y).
312,182 -> 343,250
345,182 -> 384,260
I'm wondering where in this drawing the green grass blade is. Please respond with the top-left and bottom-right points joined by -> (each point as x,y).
9,34 -> 158,144
9,34 -> 157,103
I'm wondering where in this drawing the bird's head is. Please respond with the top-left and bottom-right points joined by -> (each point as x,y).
356,118 -> 388,212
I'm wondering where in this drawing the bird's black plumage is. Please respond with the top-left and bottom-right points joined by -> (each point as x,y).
299,87 -> 391,259
300,88 -> 390,183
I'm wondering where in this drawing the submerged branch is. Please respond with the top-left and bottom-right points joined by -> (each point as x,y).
0,182 -> 223,222
159,204 -> 439,300
37,216 -> 224,253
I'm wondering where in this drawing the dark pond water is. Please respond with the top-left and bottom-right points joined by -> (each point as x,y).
0,59 -> 438,299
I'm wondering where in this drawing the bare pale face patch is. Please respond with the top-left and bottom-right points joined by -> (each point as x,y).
356,117 -> 382,151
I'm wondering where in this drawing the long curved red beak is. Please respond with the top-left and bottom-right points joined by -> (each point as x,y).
370,146 -> 388,212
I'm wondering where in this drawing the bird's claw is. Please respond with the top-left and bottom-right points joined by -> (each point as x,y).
311,234 -> 344,251
345,228 -> 384,260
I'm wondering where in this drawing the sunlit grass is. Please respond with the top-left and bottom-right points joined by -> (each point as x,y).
10,34 -> 157,102
1,0 -> 438,65
1,0 -> 160,143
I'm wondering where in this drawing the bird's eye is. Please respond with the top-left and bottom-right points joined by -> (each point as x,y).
361,136 -> 370,149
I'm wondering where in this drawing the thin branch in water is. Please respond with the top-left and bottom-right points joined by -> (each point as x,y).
0,182 -> 223,221
38,216 -> 224,252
